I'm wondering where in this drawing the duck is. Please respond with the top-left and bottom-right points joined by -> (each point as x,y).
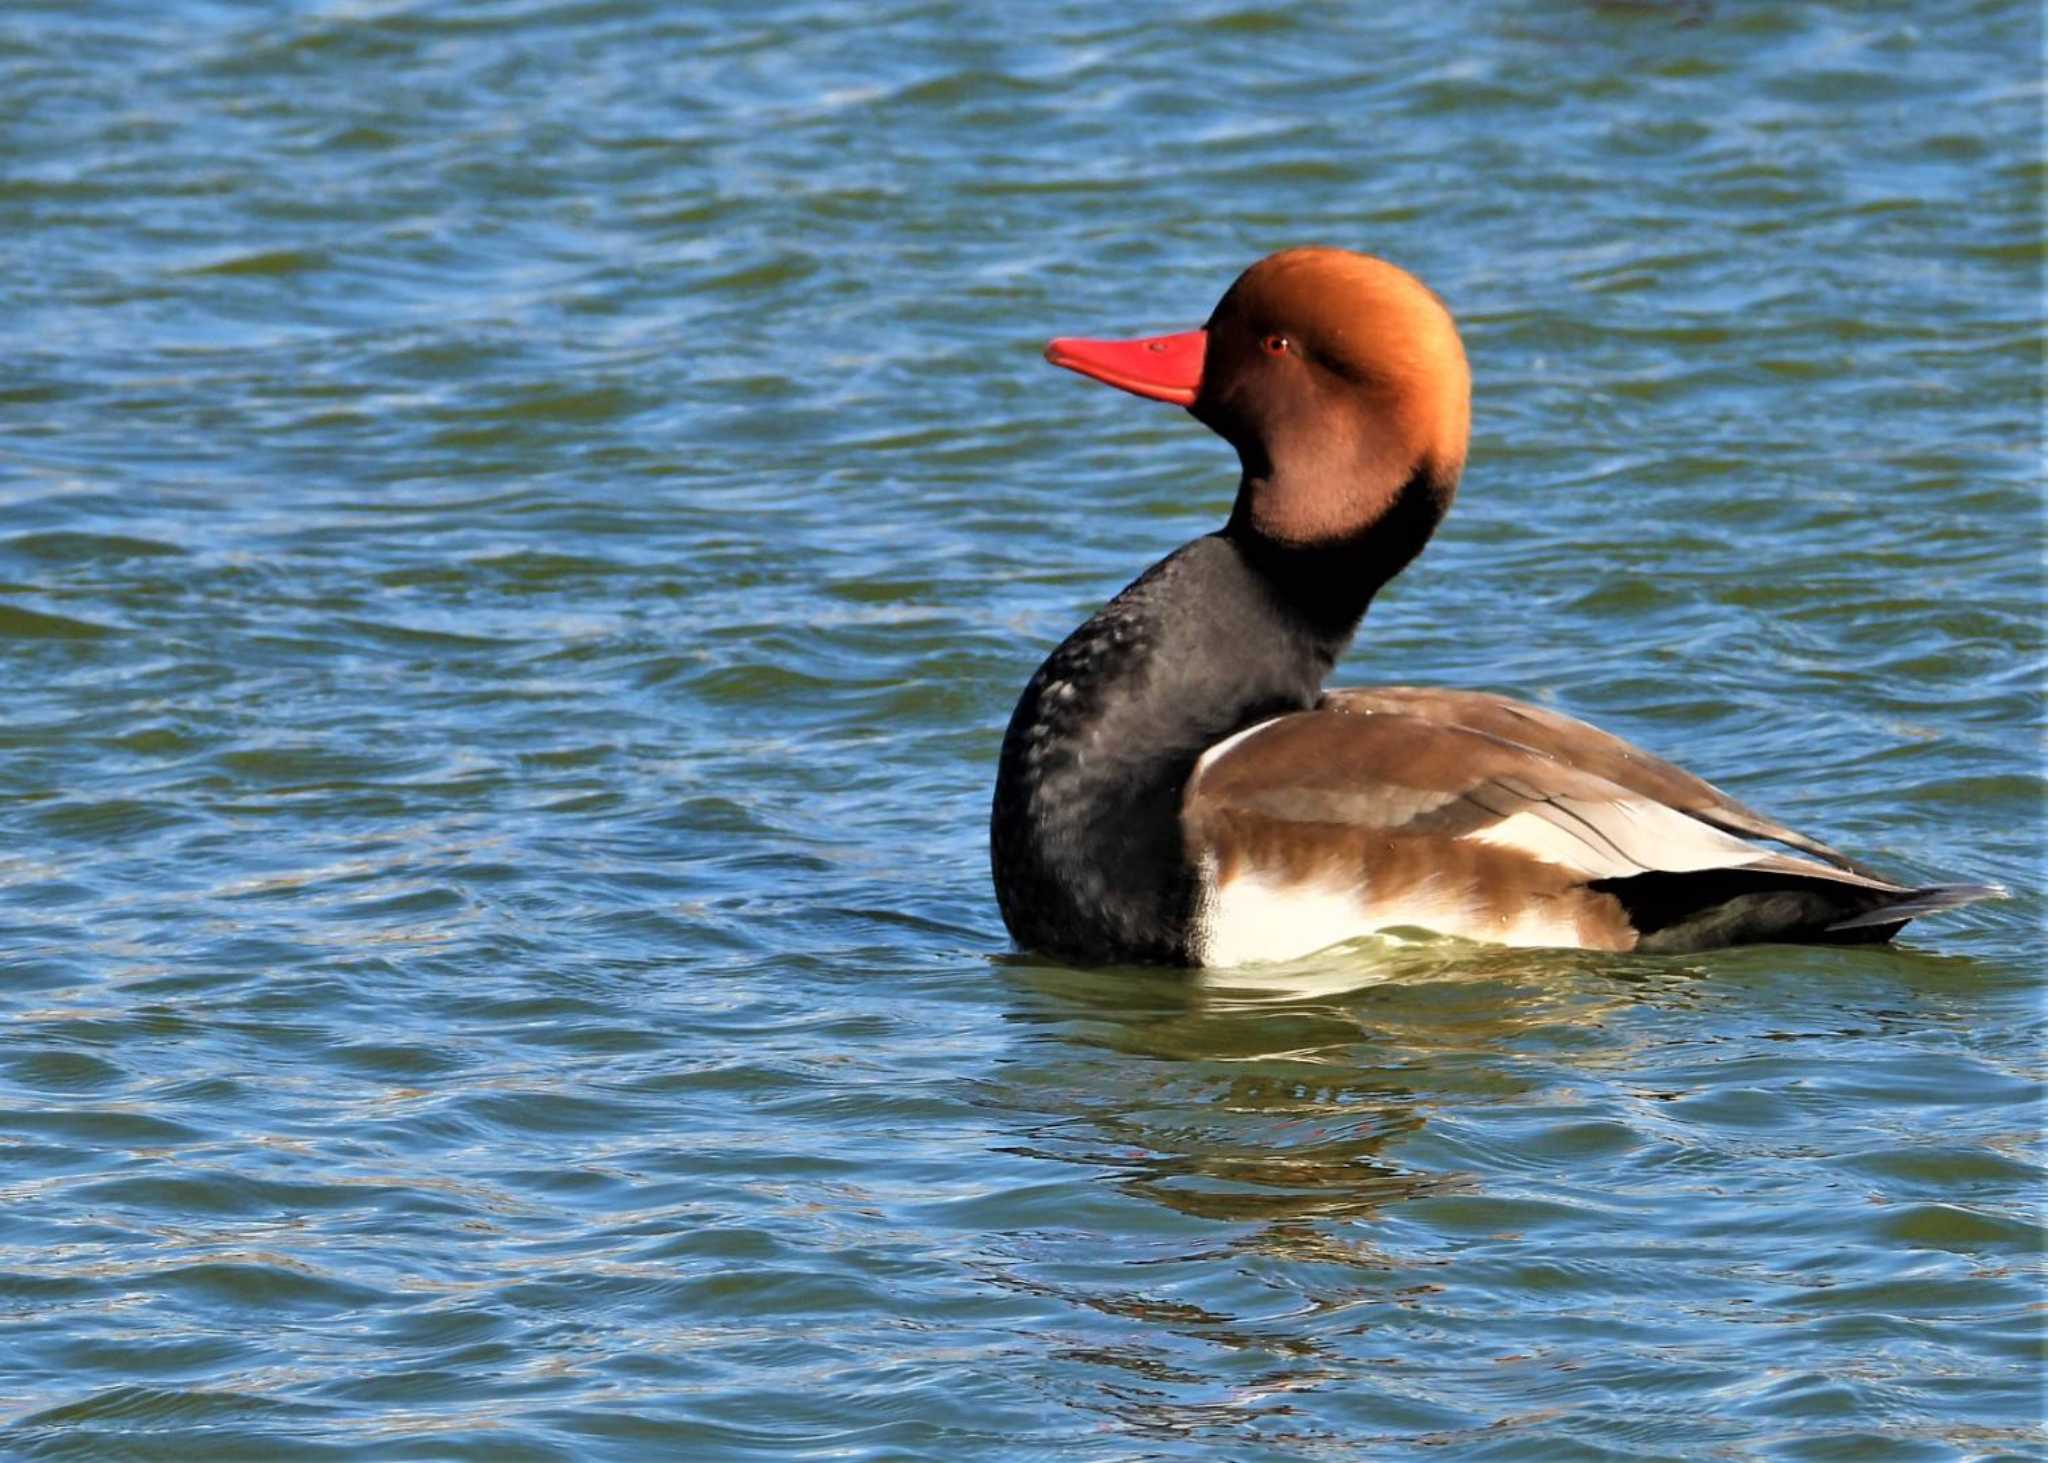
990,247 -> 2000,967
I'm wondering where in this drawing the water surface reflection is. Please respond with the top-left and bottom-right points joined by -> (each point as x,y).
995,941 -> 1699,1227
973,941 -> 2034,1447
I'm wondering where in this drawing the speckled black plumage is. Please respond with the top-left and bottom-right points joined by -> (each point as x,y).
990,533 -> 1352,964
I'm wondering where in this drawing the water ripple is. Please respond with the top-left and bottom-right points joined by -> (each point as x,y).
0,0 -> 2037,1457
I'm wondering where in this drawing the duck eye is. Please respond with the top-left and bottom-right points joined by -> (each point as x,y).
1261,334 -> 1290,356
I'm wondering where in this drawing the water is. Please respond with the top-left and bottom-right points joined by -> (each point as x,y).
1,1 -> 2041,1456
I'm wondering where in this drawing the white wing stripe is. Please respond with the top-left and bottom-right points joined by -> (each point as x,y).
1468,797 -> 1772,879
1190,716 -> 1285,783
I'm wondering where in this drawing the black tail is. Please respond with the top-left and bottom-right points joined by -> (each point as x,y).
1825,882 -> 2008,933
1594,870 -> 2007,955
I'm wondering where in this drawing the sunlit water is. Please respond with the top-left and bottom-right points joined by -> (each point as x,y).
1,1 -> 2040,1457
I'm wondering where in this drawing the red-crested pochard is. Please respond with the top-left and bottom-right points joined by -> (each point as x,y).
991,247 -> 2000,966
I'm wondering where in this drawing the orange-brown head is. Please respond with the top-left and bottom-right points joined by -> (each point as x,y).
1047,248 -> 1471,591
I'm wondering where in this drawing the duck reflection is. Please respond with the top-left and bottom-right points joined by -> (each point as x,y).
991,936 -> 1694,1231
972,940 -> 1699,1442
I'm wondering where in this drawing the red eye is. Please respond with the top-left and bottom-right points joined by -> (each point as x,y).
1261,334 -> 1289,356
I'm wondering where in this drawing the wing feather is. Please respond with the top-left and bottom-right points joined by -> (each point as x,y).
1180,691 -> 1986,960
1184,705 -> 1890,889
1316,686 -> 1869,872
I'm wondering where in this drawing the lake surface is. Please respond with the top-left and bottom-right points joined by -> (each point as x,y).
1,1 -> 2041,1457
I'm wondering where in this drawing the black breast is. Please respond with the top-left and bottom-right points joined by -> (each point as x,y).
990,534 -> 1342,964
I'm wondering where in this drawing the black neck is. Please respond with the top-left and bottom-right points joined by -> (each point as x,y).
991,532 -> 1365,964
1224,461 -> 1451,634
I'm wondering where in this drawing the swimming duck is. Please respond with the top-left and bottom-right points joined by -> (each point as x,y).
990,247 -> 1998,966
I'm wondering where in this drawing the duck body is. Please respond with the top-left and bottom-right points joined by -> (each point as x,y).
991,248 -> 2000,967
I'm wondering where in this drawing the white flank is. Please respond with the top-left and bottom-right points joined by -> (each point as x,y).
1197,869 -> 1376,966
1194,864 -> 1577,966
1490,903 -> 1602,949
1192,857 -> 1632,964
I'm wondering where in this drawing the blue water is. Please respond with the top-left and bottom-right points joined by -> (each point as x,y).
0,2 -> 2040,1457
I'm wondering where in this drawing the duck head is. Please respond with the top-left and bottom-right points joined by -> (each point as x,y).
1047,248 -> 1471,614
